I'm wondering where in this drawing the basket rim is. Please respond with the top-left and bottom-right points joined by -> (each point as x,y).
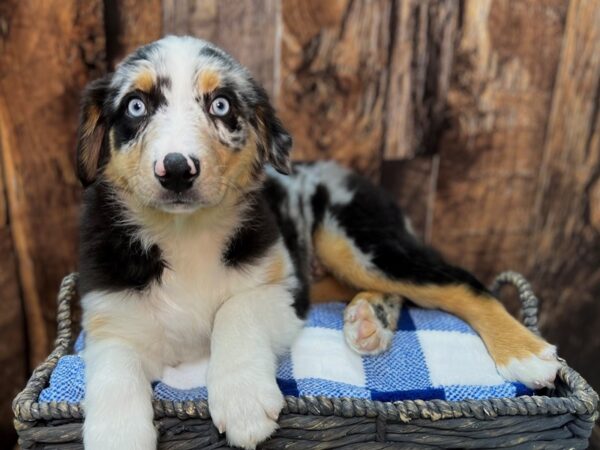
13,272 -> 599,431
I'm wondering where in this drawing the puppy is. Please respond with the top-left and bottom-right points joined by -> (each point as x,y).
77,36 -> 560,449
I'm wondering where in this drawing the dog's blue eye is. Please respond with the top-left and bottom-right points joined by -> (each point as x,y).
127,97 -> 146,117
210,97 -> 230,117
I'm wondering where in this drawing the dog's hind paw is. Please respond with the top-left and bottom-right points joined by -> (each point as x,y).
343,293 -> 400,355
496,344 -> 561,389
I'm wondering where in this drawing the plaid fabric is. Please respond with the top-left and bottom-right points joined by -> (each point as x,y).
39,302 -> 531,403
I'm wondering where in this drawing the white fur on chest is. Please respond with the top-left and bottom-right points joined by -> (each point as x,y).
149,227 -> 254,363
82,221 -> 270,369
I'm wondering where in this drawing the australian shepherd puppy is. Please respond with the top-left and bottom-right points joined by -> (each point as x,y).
76,36 -> 560,449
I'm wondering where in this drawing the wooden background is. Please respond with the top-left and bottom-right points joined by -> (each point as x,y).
1,0 -> 599,447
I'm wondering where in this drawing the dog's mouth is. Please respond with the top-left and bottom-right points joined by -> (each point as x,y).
140,178 -> 228,214
151,192 -> 203,213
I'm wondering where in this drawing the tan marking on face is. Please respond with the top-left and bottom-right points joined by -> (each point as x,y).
310,275 -> 357,304
103,129 -> 144,192
198,69 -> 220,93
232,139 -> 262,190
255,113 -> 270,161
212,133 -> 262,195
133,70 -> 155,92
82,105 -> 101,137
313,227 -> 548,366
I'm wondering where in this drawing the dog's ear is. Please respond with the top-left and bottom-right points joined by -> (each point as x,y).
255,88 -> 293,175
76,74 -> 112,187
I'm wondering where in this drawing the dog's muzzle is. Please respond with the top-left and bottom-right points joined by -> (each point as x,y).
154,153 -> 200,193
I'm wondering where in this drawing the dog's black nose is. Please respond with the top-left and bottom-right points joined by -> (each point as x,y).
154,153 -> 200,193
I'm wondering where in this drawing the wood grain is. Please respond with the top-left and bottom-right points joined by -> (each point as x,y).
279,0 -> 394,178
381,156 -> 438,241
0,134 -> 26,447
429,0 -> 569,282
105,0 -> 163,69
163,0 -> 279,97
383,0 -> 460,160
527,0 -> 600,390
0,0 -> 106,365
279,0 -> 462,177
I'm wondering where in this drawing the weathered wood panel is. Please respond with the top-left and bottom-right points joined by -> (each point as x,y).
381,156 -> 438,241
383,0 -> 459,160
387,0 -> 600,396
279,0 -> 392,178
527,0 -> 600,390
429,0 -> 569,282
0,0 -> 106,365
0,147 -> 26,446
163,0 -> 279,97
280,0 -> 462,175
105,0 -> 163,69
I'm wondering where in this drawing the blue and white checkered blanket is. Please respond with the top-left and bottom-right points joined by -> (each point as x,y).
39,303 -> 530,404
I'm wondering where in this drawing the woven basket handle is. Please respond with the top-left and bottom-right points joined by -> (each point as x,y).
491,271 -> 540,335
53,273 -> 78,349
12,273 -> 78,427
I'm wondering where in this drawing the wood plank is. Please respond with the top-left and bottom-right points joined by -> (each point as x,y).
383,0 -> 460,160
0,139 -> 26,448
279,0 -> 393,178
105,0 -> 163,69
279,0 -> 460,177
429,0 -> 569,283
527,0 -> 600,390
380,157 -> 437,241
163,0 -> 279,97
0,0 -> 106,364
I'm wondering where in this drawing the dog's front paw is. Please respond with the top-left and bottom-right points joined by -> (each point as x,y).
84,412 -> 157,450
496,343 -> 561,389
208,373 -> 283,449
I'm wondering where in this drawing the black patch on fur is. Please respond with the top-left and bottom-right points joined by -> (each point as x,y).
200,45 -> 230,63
120,42 -> 158,69
222,194 -> 279,268
156,75 -> 172,92
203,87 -> 244,135
110,100 -> 146,147
262,177 -> 310,318
373,303 -> 389,328
76,75 -> 113,187
78,181 -> 166,296
110,81 -> 168,148
333,174 -> 488,295
291,281 -> 310,320
252,84 -> 292,175
383,293 -> 399,307
310,183 -> 329,233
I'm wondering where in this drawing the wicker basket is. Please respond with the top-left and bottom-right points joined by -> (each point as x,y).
13,272 -> 599,449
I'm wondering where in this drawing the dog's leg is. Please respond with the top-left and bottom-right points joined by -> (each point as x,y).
343,292 -> 403,355
83,339 -> 156,450
314,223 -> 561,389
207,285 -> 303,450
